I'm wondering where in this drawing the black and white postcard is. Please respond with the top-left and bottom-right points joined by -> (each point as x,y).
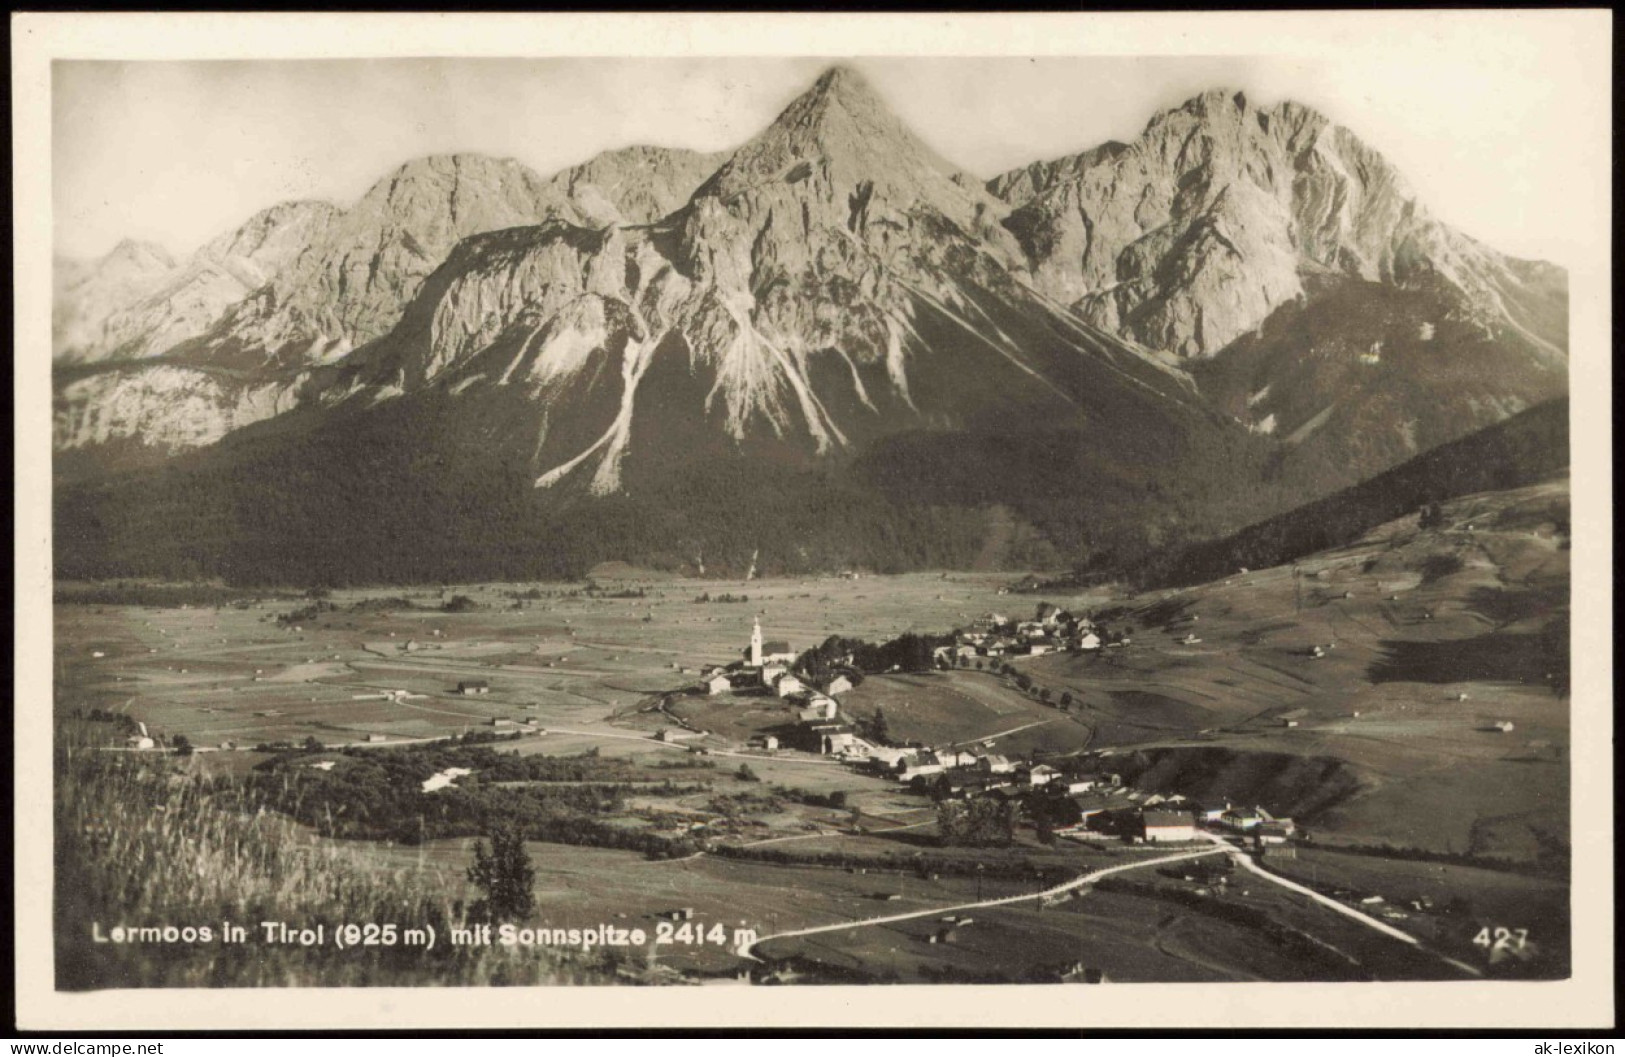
13,10 -> 1614,1033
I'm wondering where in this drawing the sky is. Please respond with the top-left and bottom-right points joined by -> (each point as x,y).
53,52 -> 1593,266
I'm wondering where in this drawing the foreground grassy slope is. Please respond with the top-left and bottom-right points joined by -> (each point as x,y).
54,739 -> 611,989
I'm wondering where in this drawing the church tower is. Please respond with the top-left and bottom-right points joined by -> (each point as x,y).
749,617 -> 764,667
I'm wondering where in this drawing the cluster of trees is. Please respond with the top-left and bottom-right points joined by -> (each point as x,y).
70,707 -> 143,736
711,842 -> 1069,884
794,632 -> 949,683
774,787 -> 848,809
277,600 -> 337,625
706,791 -> 783,817
585,584 -> 647,599
693,592 -> 749,604
1418,552 -> 1467,583
243,745 -> 721,846
852,708 -> 891,746
935,797 -> 1016,848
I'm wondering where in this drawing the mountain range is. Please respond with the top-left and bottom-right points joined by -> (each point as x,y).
53,65 -> 1569,584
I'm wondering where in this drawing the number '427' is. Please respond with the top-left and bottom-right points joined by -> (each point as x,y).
1473,926 -> 1528,953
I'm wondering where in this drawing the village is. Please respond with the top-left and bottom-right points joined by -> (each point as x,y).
657,610 -> 1299,854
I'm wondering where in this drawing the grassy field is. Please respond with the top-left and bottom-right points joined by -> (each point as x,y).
840,670 -> 1094,756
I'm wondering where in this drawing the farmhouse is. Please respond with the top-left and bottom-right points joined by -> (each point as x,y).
773,673 -> 806,698
825,674 -> 854,696
1140,810 -> 1199,843
797,697 -> 838,722
864,744 -> 912,768
975,754 -> 1014,774
795,723 -> 859,755
457,680 -> 490,696
1256,822 -> 1294,845
898,752 -> 947,780
748,734 -> 779,751
1023,764 -> 1061,787
704,673 -> 732,695
1076,631 -> 1102,651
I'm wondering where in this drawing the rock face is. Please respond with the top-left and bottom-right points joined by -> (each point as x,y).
53,364 -> 309,455
991,90 -> 1568,364
57,202 -> 343,366
195,147 -> 727,369
335,65 -> 1195,494
195,154 -> 561,368
53,146 -> 724,459
533,144 -> 727,229
53,240 -> 178,363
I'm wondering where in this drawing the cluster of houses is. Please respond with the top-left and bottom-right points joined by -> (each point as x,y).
1062,794 -> 1296,847
692,606 -> 1124,757
932,603 -> 1122,666
697,619 -> 867,756
682,617 -> 1298,851
846,732 -> 1298,846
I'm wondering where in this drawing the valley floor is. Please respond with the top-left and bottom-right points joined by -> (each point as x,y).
51,479 -> 1572,985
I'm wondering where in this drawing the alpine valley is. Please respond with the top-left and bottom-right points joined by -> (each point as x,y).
53,66 -> 1568,585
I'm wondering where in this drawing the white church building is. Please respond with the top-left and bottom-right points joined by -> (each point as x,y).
746,618 -> 797,668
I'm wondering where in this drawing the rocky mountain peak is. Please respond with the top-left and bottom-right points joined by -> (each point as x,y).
991,88 -> 1563,362
198,200 -> 340,263
696,64 -> 977,218
53,239 -> 181,362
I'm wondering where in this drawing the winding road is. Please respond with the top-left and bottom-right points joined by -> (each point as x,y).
738,844 -> 1225,958
737,830 -> 1485,980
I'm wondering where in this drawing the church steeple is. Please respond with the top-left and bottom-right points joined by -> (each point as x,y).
749,617 -> 764,667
